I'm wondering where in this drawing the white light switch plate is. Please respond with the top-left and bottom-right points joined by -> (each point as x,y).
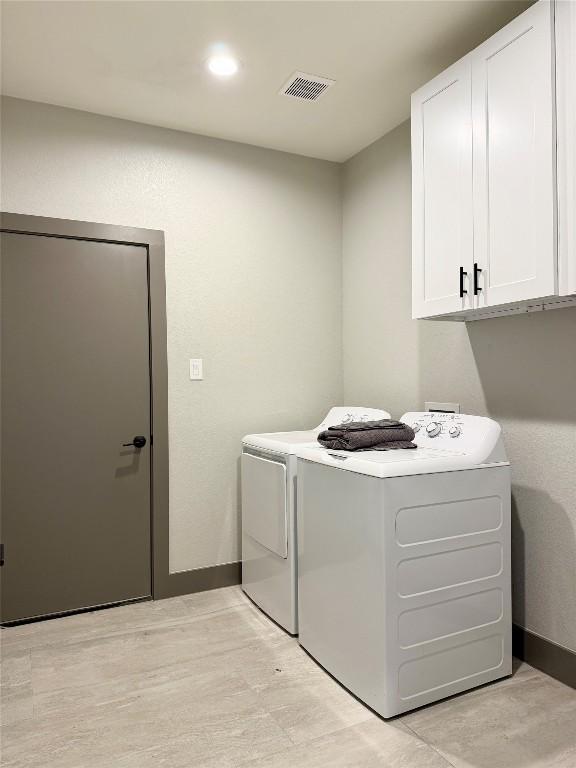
189,358 -> 203,380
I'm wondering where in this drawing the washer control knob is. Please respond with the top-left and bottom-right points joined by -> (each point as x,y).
426,422 -> 441,437
412,423 -> 421,433
449,425 -> 461,438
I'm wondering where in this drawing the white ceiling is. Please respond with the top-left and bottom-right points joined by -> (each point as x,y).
1,0 -> 532,162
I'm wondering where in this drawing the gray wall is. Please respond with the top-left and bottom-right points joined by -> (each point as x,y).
342,120 -> 576,653
0,97 -> 343,574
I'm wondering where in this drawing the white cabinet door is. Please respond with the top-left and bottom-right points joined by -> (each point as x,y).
472,0 -> 556,308
556,0 -> 576,296
412,59 -> 474,319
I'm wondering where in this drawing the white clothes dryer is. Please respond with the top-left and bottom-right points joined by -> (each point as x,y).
241,406 -> 391,634
296,411 -> 511,716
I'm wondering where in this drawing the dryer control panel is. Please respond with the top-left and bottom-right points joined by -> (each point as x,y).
317,406 -> 391,430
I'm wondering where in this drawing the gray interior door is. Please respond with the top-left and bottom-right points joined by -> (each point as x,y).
1,231 -> 152,622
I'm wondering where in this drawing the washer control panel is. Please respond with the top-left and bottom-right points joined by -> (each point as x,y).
407,411 -> 466,440
401,412 -> 504,463
376,411 -> 506,466
425,421 -> 442,437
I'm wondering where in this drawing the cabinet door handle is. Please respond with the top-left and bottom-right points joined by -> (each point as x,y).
459,266 -> 468,298
473,263 -> 483,295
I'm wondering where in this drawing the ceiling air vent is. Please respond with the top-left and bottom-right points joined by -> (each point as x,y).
279,72 -> 335,102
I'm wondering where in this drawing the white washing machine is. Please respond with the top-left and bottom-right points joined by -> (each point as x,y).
241,406 -> 391,634
296,411 -> 511,717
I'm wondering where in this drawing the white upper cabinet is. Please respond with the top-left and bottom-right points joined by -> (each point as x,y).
472,0 -> 556,308
412,0 -> 572,320
556,0 -> 576,296
411,60 -> 474,319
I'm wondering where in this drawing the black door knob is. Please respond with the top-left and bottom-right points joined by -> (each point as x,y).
123,436 -> 147,449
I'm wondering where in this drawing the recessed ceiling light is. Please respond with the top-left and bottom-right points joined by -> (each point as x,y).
207,55 -> 239,77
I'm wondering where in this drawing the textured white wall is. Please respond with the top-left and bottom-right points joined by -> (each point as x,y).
1,97 -> 343,573
342,120 -> 576,653
4,97 -> 573,654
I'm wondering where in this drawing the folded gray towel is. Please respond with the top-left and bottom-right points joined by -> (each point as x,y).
318,419 -> 416,451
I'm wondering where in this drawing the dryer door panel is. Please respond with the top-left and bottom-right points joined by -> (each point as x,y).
242,453 -> 288,558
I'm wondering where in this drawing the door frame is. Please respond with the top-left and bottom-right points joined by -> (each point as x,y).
1,212 -> 170,602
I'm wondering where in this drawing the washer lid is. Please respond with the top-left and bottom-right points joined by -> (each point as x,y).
296,445 -> 472,478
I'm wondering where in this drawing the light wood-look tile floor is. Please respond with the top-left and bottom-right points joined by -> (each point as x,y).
1,586 -> 575,767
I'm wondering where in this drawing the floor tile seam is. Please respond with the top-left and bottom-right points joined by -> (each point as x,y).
0,709 -> 293,767
2,692 -> 274,751
270,699 -> 376,749
10,602 -> 256,653
6,700 -> 294,768
29,659 -> 246,700
25,609 -> 274,665
25,668 -> 259,723
218,718 -> 379,767
399,718 -> 459,768
397,668 -> 542,727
